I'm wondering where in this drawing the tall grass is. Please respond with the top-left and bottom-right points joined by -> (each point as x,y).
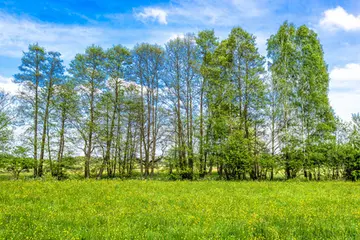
0,180 -> 359,239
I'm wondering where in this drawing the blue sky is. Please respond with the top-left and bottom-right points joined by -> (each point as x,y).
0,0 -> 360,120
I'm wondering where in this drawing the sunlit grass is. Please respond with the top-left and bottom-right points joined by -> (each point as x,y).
0,180 -> 359,239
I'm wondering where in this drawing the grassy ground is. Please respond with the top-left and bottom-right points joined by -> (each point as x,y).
0,180 -> 359,239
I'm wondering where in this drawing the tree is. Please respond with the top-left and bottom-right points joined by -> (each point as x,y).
120,84 -> 142,177
0,90 -> 13,152
5,25 -> 350,181
204,27 -> 266,180
267,22 -> 335,179
97,45 -> 131,179
131,43 -> 164,178
69,45 -> 106,178
14,43 -> 46,177
226,27 -> 266,179
196,30 -> 218,177
204,37 -> 235,178
341,114 -> 360,180
164,34 -> 199,179
38,51 -> 65,177
267,22 -> 298,179
6,146 -> 32,179
53,79 -> 79,179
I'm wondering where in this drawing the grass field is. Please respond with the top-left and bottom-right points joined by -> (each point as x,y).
0,180 -> 359,239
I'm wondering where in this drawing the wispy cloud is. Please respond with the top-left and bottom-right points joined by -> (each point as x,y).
320,6 -> 360,31
0,12 -> 113,60
167,33 -> 185,41
0,11 -> 189,62
135,7 -> 168,25
134,0 -> 275,27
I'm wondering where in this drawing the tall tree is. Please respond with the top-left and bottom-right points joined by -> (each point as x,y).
38,51 -> 65,177
226,27 -> 266,179
294,25 -> 333,180
268,22 -> 335,179
267,22 -> 298,179
97,45 -> 131,179
265,71 -> 281,179
69,45 -> 106,178
14,43 -> 46,177
164,34 -> 199,179
204,27 -> 266,180
196,30 -> 218,178
0,90 -> 13,153
53,79 -> 78,179
131,43 -> 163,178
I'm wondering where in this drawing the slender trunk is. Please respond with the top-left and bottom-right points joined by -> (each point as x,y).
199,84 -> 204,177
151,77 -> 159,177
177,92 -> 186,175
139,125 -> 143,177
98,81 -> 118,179
146,87 -> 151,177
115,101 -> 122,177
39,72 -> 54,177
57,109 -> 66,180
85,81 -> 95,179
47,124 -> 53,176
270,82 -> 276,180
33,64 -> 40,178
186,44 -> 194,178
139,64 -> 147,178
175,54 -> 186,177
237,56 -> 243,129
123,115 -> 132,176
34,88 -> 39,177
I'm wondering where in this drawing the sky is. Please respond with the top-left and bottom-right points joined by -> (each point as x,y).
0,0 -> 360,121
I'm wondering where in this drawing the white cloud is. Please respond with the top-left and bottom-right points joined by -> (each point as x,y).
0,12 -> 189,62
330,63 -> 360,88
330,91 -> 360,122
329,63 -> 360,121
167,33 -> 185,41
134,0 -> 274,27
230,0 -> 268,17
0,11 -> 220,67
254,32 -> 269,56
135,8 -> 168,25
0,75 -> 18,94
320,6 -> 360,31
0,12 -> 112,60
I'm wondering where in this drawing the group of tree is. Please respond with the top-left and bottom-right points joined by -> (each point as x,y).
1,21 -> 360,181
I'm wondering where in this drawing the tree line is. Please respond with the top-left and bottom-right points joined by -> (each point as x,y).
1,21 -> 360,181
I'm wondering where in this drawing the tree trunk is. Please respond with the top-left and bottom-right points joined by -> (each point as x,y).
199,85 -> 205,178
39,73 -> 54,177
85,82 -> 95,179
33,67 -> 39,178
98,81 -> 119,179
57,109 -> 66,180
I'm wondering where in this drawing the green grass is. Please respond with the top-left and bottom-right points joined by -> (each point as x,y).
0,180 -> 359,239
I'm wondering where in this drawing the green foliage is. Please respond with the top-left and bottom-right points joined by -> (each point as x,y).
219,129 -> 251,180
1,146 -> 33,179
7,24 -> 359,181
14,43 -> 46,86
0,90 -> 12,151
267,22 -> 335,180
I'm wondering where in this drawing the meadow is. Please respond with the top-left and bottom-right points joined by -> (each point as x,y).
0,180 -> 359,239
